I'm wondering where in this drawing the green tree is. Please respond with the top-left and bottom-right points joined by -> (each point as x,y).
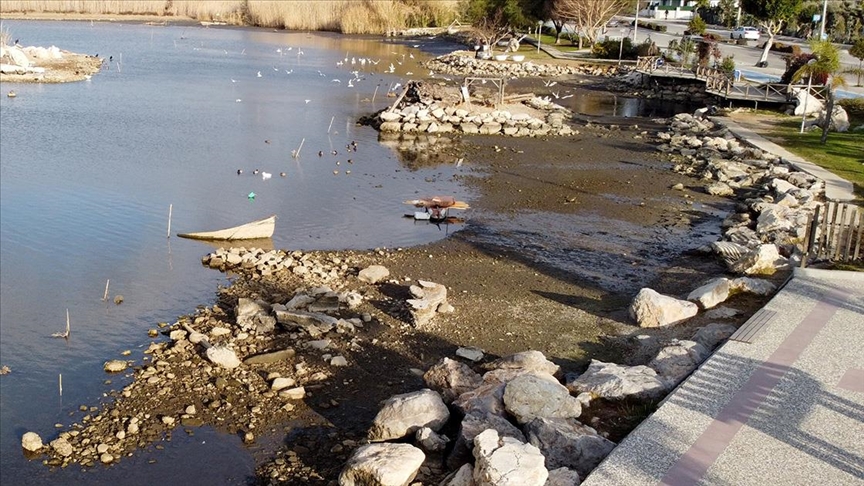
688,15 -> 707,35
741,0 -> 803,66
792,40 -> 847,144
718,0 -> 738,27
849,38 -> 864,86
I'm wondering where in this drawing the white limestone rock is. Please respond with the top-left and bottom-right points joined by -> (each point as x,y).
524,417 -> 615,477
424,357 -> 483,403
729,244 -> 787,275
368,389 -> 450,441
691,323 -> 737,350
485,350 -> 560,377
415,426 -> 449,452
339,443 -> 425,486
629,288 -> 698,328
448,411 -> 526,470
358,264 -> 390,283
687,278 -> 731,309
729,277 -> 776,295
473,429 -> 548,486
206,346 -> 242,369
648,339 -> 710,388
21,432 -> 43,452
565,360 -> 666,401
502,373 -> 582,425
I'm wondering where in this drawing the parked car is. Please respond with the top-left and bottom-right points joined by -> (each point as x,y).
681,34 -> 704,43
731,26 -> 760,40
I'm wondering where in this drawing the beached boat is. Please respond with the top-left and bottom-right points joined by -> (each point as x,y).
177,215 -> 276,241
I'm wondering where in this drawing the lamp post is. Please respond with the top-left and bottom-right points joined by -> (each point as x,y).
800,58 -> 817,134
633,1 -> 640,42
818,0 -> 828,40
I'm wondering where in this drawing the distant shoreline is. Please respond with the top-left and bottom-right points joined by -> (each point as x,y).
1,12 -> 206,25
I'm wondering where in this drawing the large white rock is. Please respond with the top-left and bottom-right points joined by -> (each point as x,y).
424,357 -> 483,403
686,278 -> 730,309
486,350 -> 560,377
473,429 -> 548,486
792,87 -> 824,116
648,339 -> 710,388
503,373 -> 581,424
21,432 -> 43,452
524,417 -> 615,478
339,443 -> 425,486
729,277 -> 776,295
691,323 -> 737,350
729,244 -> 787,275
565,360 -> 666,400
358,265 -> 390,284
4,46 -> 31,68
448,411 -> 526,470
629,288 -> 698,328
368,389 -> 449,441
453,382 -> 507,417
206,346 -> 241,369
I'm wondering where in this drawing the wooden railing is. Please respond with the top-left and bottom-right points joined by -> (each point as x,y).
635,56 -> 827,103
802,202 -> 863,265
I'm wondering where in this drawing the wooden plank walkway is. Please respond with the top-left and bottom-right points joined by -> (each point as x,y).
635,56 -> 826,105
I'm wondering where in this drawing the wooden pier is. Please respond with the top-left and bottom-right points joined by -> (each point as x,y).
635,56 -> 826,106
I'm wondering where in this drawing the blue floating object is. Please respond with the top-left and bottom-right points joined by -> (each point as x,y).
248,192 -> 256,199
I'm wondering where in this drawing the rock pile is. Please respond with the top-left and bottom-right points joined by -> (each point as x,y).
366,81 -> 576,138
0,42 -> 102,82
426,53 -> 626,79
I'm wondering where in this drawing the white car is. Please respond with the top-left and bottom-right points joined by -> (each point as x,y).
731,26 -> 760,40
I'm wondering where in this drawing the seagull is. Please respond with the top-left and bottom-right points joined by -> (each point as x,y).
231,78 -> 236,83
285,69 -> 292,74
332,79 -> 342,83
257,71 -> 262,77
235,99 -> 242,102
388,63 -> 396,73
262,172 -> 272,180
409,53 -> 414,59
297,49 -> 304,56
336,61 -> 344,66
305,99 -> 311,104
347,79 -> 354,87
551,90 -> 560,99
561,94 -> 573,99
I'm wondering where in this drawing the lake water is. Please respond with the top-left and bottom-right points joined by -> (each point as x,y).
0,20 -> 468,484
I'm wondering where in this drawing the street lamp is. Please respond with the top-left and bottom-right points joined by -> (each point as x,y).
818,0 -> 828,40
800,58 -> 817,134
633,1 -> 640,42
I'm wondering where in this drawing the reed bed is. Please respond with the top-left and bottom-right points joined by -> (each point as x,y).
0,0 -> 462,34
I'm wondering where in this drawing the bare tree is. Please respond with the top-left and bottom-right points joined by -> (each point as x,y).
552,0 -> 629,46
470,8 -> 514,50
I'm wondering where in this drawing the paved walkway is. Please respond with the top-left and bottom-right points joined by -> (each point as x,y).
711,117 -> 857,202
583,268 -> 864,486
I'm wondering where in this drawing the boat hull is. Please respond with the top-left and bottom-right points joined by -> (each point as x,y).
177,215 -> 276,241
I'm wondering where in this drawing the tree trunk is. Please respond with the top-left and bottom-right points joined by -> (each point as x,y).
758,33 -> 773,65
820,87 -> 834,145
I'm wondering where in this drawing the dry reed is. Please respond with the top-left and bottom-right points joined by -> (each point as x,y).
0,0 -> 462,34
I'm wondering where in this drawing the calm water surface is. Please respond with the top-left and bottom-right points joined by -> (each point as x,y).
0,20 -> 467,484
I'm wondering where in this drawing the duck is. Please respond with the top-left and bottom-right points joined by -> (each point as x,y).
236,169 -> 243,175
318,151 -> 324,157
7,91 -> 16,98
252,169 -> 260,175
331,150 -> 338,155
280,172 -> 287,177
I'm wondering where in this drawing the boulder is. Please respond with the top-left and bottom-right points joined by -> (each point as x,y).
424,357 -> 483,403
21,432 -> 43,452
442,463 -> 475,486
206,346 -> 241,369
502,373 -> 582,424
686,278 -> 730,309
706,182 -> 734,196
792,87 -> 824,116
103,360 -> 128,373
728,244 -> 787,275
729,277 -> 776,295
629,288 -> 698,328
406,280 -> 448,327
415,426 -> 449,452
524,417 -> 615,477
456,346 -> 485,362
453,382 -> 507,417
448,411 -> 526,470
545,467 -> 581,486
565,360 -> 666,401
485,350 -> 560,377
358,265 -> 390,284
368,389 -> 450,441
473,429 -> 548,486
648,339 -> 710,388
339,443 -> 425,486
691,323 -> 737,350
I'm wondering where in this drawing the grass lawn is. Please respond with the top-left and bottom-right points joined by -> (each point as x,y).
767,118 -> 864,201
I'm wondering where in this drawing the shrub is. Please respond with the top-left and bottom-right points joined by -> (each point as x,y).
781,53 -> 828,85
688,15 -> 707,35
592,38 -> 637,60
838,97 -> 864,117
719,55 -> 736,75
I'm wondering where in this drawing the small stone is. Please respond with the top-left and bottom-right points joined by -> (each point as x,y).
21,432 -> 43,452
330,356 -> 348,367
455,346 -> 484,362
113,295 -> 124,305
185,405 -> 196,415
103,360 -> 128,373
100,453 -> 114,464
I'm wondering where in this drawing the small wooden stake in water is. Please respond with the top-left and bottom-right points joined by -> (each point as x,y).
52,309 -> 71,338
59,374 -> 63,397
102,279 -> 110,301
327,116 -> 335,134
293,138 -> 305,159
167,204 -> 173,239
372,85 -> 379,103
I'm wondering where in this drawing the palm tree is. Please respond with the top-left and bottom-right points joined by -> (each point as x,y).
792,40 -> 848,144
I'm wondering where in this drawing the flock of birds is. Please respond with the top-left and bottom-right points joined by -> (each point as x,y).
235,140 -> 360,181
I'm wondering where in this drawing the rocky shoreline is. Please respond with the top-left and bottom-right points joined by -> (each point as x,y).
0,42 -> 103,83
15,50 -> 841,485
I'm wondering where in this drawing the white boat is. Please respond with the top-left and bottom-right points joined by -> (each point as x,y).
177,215 -> 276,241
